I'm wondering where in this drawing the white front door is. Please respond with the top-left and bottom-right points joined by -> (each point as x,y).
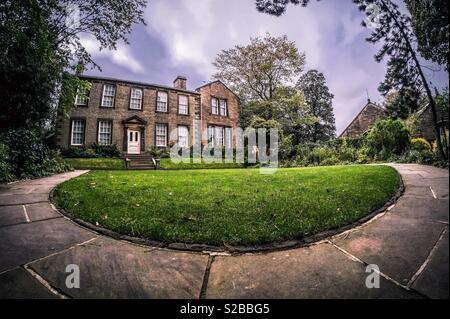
127,130 -> 140,154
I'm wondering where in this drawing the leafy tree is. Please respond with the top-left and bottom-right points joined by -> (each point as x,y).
404,0 -> 449,71
0,0 -> 146,132
254,0 -> 447,160
255,0 -> 313,16
212,33 -> 305,101
297,70 -> 335,142
383,88 -> 422,119
366,119 -> 410,160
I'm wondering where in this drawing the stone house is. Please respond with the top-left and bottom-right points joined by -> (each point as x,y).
411,103 -> 449,144
56,75 -> 240,155
339,100 -> 387,138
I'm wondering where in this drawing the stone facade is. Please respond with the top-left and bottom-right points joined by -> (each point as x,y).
339,101 -> 387,138
197,80 -> 240,145
56,76 -> 239,154
412,104 -> 449,142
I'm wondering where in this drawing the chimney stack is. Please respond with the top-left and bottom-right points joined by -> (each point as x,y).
173,76 -> 187,90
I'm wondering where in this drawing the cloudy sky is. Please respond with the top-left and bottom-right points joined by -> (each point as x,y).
82,0 -> 448,135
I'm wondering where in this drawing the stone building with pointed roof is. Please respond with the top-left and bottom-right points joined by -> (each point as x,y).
339,100 -> 387,138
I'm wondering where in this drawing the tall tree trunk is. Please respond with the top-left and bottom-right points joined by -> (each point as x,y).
381,0 -> 447,160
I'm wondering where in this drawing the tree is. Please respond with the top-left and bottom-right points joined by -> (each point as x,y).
254,0 -> 447,160
255,0 -> 313,16
366,119 -> 410,160
404,0 -> 449,71
212,33 -> 305,101
383,88 -> 422,119
0,0 -> 146,132
297,70 -> 335,142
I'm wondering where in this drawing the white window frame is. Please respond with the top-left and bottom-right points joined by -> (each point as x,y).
211,97 -> 219,115
98,120 -> 112,145
208,125 -> 232,148
75,87 -> 89,106
155,123 -> 167,147
71,119 -> 85,146
219,99 -> 227,116
225,127 -> 232,148
101,84 -> 116,108
208,126 -> 215,147
129,88 -> 143,110
157,91 -> 168,112
178,95 -> 189,115
177,125 -> 189,147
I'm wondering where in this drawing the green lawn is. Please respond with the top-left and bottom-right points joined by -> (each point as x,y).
160,158 -> 243,169
63,158 -> 126,170
53,165 -> 400,246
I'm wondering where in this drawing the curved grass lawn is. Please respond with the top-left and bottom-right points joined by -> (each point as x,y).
54,165 -> 400,246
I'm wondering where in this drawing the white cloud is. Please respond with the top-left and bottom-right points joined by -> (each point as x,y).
146,0 -> 322,77
80,36 -> 144,74
144,0 -> 387,134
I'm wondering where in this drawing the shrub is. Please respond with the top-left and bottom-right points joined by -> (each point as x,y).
0,142 -> 13,183
337,139 -> 358,162
320,156 -> 340,166
311,146 -> 338,166
62,147 -> 98,158
1,129 -> 70,180
91,143 -> 121,158
366,119 -> 410,160
147,146 -> 170,158
410,138 -> 432,152
62,143 -> 120,158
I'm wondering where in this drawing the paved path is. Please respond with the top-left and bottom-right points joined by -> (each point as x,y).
0,164 -> 448,299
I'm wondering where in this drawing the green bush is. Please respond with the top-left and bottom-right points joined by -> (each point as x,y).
366,119 -> 410,160
62,143 -> 120,158
0,142 -> 13,183
1,129 -> 70,180
410,138 -> 432,152
62,147 -> 99,158
147,146 -> 170,158
311,146 -> 338,166
337,139 -> 358,162
91,143 -> 121,158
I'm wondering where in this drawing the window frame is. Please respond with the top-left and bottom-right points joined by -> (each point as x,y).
177,125 -> 189,148
211,97 -> 219,115
129,87 -> 143,111
178,94 -> 189,115
211,96 -> 228,117
100,84 -> 116,108
156,90 -> 169,113
70,118 -> 86,146
207,125 -> 232,148
97,119 -> 113,146
155,123 -> 168,147
75,86 -> 89,107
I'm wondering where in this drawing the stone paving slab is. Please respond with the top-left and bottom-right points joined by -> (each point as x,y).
0,205 -> 26,227
389,197 -> 449,223
29,236 -> 209,299
0,267 -> 57,299
332,212 -> 445,286
0,218 -> 96,273
25,202 -> 61,222
412,229 -> 449,299
0,193 -> 50,206
0,184 -> 58,196
206,242 -> 420,299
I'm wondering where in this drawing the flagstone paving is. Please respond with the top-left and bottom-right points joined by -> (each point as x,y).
0,165 -> 448,299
